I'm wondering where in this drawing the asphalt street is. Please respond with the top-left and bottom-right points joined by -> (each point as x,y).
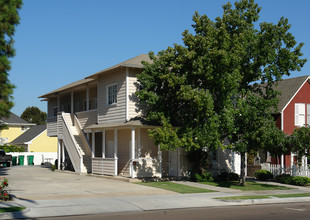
1,166 -> 310,219
37,202 -> 310,220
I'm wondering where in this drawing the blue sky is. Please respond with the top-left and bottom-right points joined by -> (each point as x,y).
9,0 -> 310,116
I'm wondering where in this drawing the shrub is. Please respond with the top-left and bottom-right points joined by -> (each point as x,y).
275,174 -> 292,184
51,165 -> 57,172
228,172 -> 240,181
254,169 -> 273,181
215,171 -> 240,181
291,176 -> 310,186
0,145 -> 24,153
0,177 -> 10,201
192,170 -> 213,182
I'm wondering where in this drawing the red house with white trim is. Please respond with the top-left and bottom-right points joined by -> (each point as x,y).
271,75 -> 310,166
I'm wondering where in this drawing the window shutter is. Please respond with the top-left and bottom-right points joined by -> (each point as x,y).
307,104 -> 310,125
295,103 -> 305,126
300,103 -> 305,126
295,104 -> 299,126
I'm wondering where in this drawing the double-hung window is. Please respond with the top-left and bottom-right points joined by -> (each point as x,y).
107,84 -> 117,105
295,103 -> 306,127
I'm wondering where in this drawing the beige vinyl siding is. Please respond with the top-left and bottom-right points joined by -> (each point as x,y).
47,117 -> 57,137
98,69 -> 126,123
134,128 -> 161,177
117,129 -> 131,175
76,110 -> 98,128
140,128 -> 157,158
47,98 -> 58,136
92,158 -> 116,175
105,130 -> 114,159
128,68 -> 142,119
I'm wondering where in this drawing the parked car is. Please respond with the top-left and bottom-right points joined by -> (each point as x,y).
0,150 -> 12,167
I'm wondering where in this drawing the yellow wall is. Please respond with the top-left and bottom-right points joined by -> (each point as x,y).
0,126 -> 27,143
28,130 -> 57,152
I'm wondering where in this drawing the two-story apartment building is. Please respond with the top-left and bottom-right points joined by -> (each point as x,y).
39,54 -> 190,178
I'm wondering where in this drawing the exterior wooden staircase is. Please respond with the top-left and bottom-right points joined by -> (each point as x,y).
59,113 -> 92,173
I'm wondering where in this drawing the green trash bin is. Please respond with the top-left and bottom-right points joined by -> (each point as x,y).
12,156 -> 17,166
18,155 -> 24,166
27,155 -> 34,165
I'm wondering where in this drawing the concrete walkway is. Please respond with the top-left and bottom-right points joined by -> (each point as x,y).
1,166 -> 310,219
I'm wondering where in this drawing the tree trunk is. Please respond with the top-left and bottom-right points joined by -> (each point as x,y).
239,151 -> 246,186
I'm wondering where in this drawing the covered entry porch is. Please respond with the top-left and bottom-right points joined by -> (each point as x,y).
86,120 -> 163,178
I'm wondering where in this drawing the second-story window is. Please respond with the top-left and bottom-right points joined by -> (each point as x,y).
107,84 -> 117,105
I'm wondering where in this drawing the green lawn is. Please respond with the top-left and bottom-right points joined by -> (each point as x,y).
215,193 -> 310,200
0,207 -> 25,213
202,181 -> 292,191
136,182 -> 215,194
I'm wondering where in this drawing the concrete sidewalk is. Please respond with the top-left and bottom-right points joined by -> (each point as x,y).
1,166 -> 310,219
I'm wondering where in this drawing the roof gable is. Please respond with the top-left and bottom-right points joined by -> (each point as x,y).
0,112 -> 35,126
275,75 -> 310,112
86,54 -> 152,79
10,125 -> 46,144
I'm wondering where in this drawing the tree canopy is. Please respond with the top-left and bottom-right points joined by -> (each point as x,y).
288,127 -> 310,163
0,0 -> 23,130
136,0 -> 306,184
21,106 -> 47,125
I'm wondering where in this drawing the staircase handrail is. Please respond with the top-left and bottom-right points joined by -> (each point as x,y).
60,113 -> 82,172
73,114 -> 92,156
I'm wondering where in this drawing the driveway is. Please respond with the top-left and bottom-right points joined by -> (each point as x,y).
2,166 -> 176,200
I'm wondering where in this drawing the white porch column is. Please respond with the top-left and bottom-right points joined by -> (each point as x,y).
71,91 -> 74,113
114,128 -> 118,176
102,130 -> 105,158
137,128 -> 141,158
158,145 -> 162,178
57,140 -> 61,169
61,141 -> 65,170
231,150 -> 235,173
92,131 -> 95,158
130,127 -> 136,178
86,84 -> 89,111
281,154 -> 284,174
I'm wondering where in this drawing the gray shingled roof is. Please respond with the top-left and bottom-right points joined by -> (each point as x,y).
0,112 -> 35,126
10,125 -> 46,144
39,54 -> 151,99
86,117 -> 160,129
86,54 -> 152,79
275,75 -> 310,112
39,78 -> 95,98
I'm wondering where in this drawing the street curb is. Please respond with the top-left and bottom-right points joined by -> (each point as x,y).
217,196 -> 310,205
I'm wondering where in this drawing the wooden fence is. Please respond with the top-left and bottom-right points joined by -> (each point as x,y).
264,163 -> 310,178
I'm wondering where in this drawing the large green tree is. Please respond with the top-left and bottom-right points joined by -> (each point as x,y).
0,0 -> 23,129
288,127 -> 310,164
21,106 -> 47,125
136,0 -> 306,184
